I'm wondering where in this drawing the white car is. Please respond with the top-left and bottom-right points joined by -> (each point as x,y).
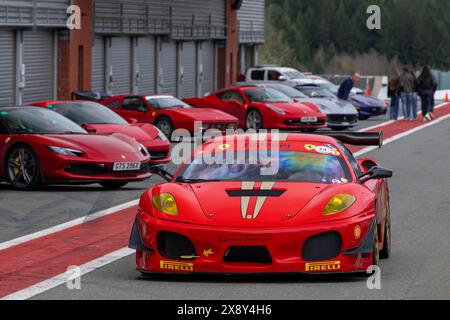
245,66 -> 308,87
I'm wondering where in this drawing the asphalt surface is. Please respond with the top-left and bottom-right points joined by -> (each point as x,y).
4,114 -> 450,300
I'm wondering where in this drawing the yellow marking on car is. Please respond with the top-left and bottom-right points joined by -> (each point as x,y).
160,260 -> 194,272
305,261 -> 341,272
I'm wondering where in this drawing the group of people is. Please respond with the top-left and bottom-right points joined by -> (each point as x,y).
388,66 -> 438,122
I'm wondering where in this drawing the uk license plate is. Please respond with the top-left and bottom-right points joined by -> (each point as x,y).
113,162 -> 141,171
301,117 -> 317,123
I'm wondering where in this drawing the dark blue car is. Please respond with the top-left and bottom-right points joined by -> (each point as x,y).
349,94 -> 388,120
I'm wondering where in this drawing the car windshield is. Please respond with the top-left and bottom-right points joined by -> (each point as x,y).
318,82 -> 339,95
297,87 -> 336,98
245,88 -> 292,103
146,96 -> 191,109
264,84 -> 308,99
48,102 -> 127,125
0,108 -> 87,134
284,70 -> 305,79
177,150 -> 352,184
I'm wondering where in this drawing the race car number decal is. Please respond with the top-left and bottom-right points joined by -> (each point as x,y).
304,144 -> 340,156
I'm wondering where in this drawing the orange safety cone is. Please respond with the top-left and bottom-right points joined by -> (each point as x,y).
445,92 -> 449,102
365,85 -> 371,96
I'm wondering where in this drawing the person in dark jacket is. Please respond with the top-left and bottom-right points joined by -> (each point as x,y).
388,70 -> 401,120
337,73 -> 361,100
417,66 -> 438,121
399,66 -> 415,120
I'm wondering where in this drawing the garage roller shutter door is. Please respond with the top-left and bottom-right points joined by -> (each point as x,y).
23,30 -> 55,104
180,42 -> 196,99
0,31 -> 15,105
111,37 -> 132,94
160,41 -> 177,96
92,36 -> 106,93
136,36 -> 156,94
201,41 -> 215,96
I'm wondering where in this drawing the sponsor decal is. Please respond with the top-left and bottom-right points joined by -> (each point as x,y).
304,144 -> 340,156
305,261 -> 341,272
354,225 -> 362,239
160,260 -> 194,272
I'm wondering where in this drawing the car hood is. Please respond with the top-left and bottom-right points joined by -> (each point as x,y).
166,108 -> 238,122
299,98 -> 358,115
350,95 -> 385,107
145,181 -> 375,228
89,123 -> 158,142
41,134 -> 146,160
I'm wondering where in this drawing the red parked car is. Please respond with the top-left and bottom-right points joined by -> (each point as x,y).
100,95 -> 239,139
31,101 -> 170,164
184,86 -> 327,131
129,131 -> 392,274
0,107 -> 151,190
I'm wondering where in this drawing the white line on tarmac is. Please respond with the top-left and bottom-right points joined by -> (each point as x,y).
0,199 -> 139,251
2,104 -> 450,300
2,247 -> 134,300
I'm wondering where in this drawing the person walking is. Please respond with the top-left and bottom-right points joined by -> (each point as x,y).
409,67 -> 419,120
388,70 -> 401,120
337,73 -> 361,100
399,66 -> 415,120
417,66 -> 438,122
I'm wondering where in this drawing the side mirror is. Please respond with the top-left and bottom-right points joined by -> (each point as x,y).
128,118 -> 138,124
278,75 -> 288,81
81,124 -> 97,134
149,165 -> 173,182
357,158 -> 379,172
358,166 -> 393,184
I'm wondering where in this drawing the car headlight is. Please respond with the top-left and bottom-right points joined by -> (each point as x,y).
322,194 -> 356,216
156,128 -> 168,141
48,146 -> 84,156
266,104 -> 286,115
152,193 -> 178,216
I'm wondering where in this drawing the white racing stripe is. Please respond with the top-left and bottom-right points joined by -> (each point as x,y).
2,248 -> 134,300
2,104 -> 450,300
0,199 -> 139,251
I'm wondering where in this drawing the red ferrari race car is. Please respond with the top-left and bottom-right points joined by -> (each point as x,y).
184,86 -> 327,131
0,107 -> 151,190
129,131 -> 393,275
100,95 -> 239,139
30,100 -> 170,164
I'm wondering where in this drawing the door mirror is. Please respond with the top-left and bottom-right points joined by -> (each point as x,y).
149,165 -> 173,182
358,166 -> 393,184
81,124 -> 97,134
357,158 -> 379,172
128,118 -> 138,125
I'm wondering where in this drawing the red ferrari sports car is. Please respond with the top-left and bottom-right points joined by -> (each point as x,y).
100,95 -> 239,139
129,131 -> 392,274
184,86 -> 327,131
30,100 -> 170,164
0,107 -> 151,190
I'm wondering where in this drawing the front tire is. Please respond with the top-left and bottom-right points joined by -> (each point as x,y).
6,145 -> 41,190
155,117 -> 174,140
380,207 -> 391,259
372,225 -> 380,266
246,109 -> 263,131
100,181 -> 128,189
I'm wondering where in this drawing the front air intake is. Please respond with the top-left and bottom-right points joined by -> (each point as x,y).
302,232 -> 342,262
157,231 -> 196,260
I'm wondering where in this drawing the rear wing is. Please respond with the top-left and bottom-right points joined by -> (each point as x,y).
315,131 -> 383,148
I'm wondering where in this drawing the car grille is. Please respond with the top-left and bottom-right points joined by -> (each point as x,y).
327,114 -> 358,124
367,107 -> 386,115
302,232 -> 342,262
149,151 -> 168,160
223,246 -> 272,264
65,162 -> 150,176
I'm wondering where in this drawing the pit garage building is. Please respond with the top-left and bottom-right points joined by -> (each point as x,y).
0,0 -> 265,105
